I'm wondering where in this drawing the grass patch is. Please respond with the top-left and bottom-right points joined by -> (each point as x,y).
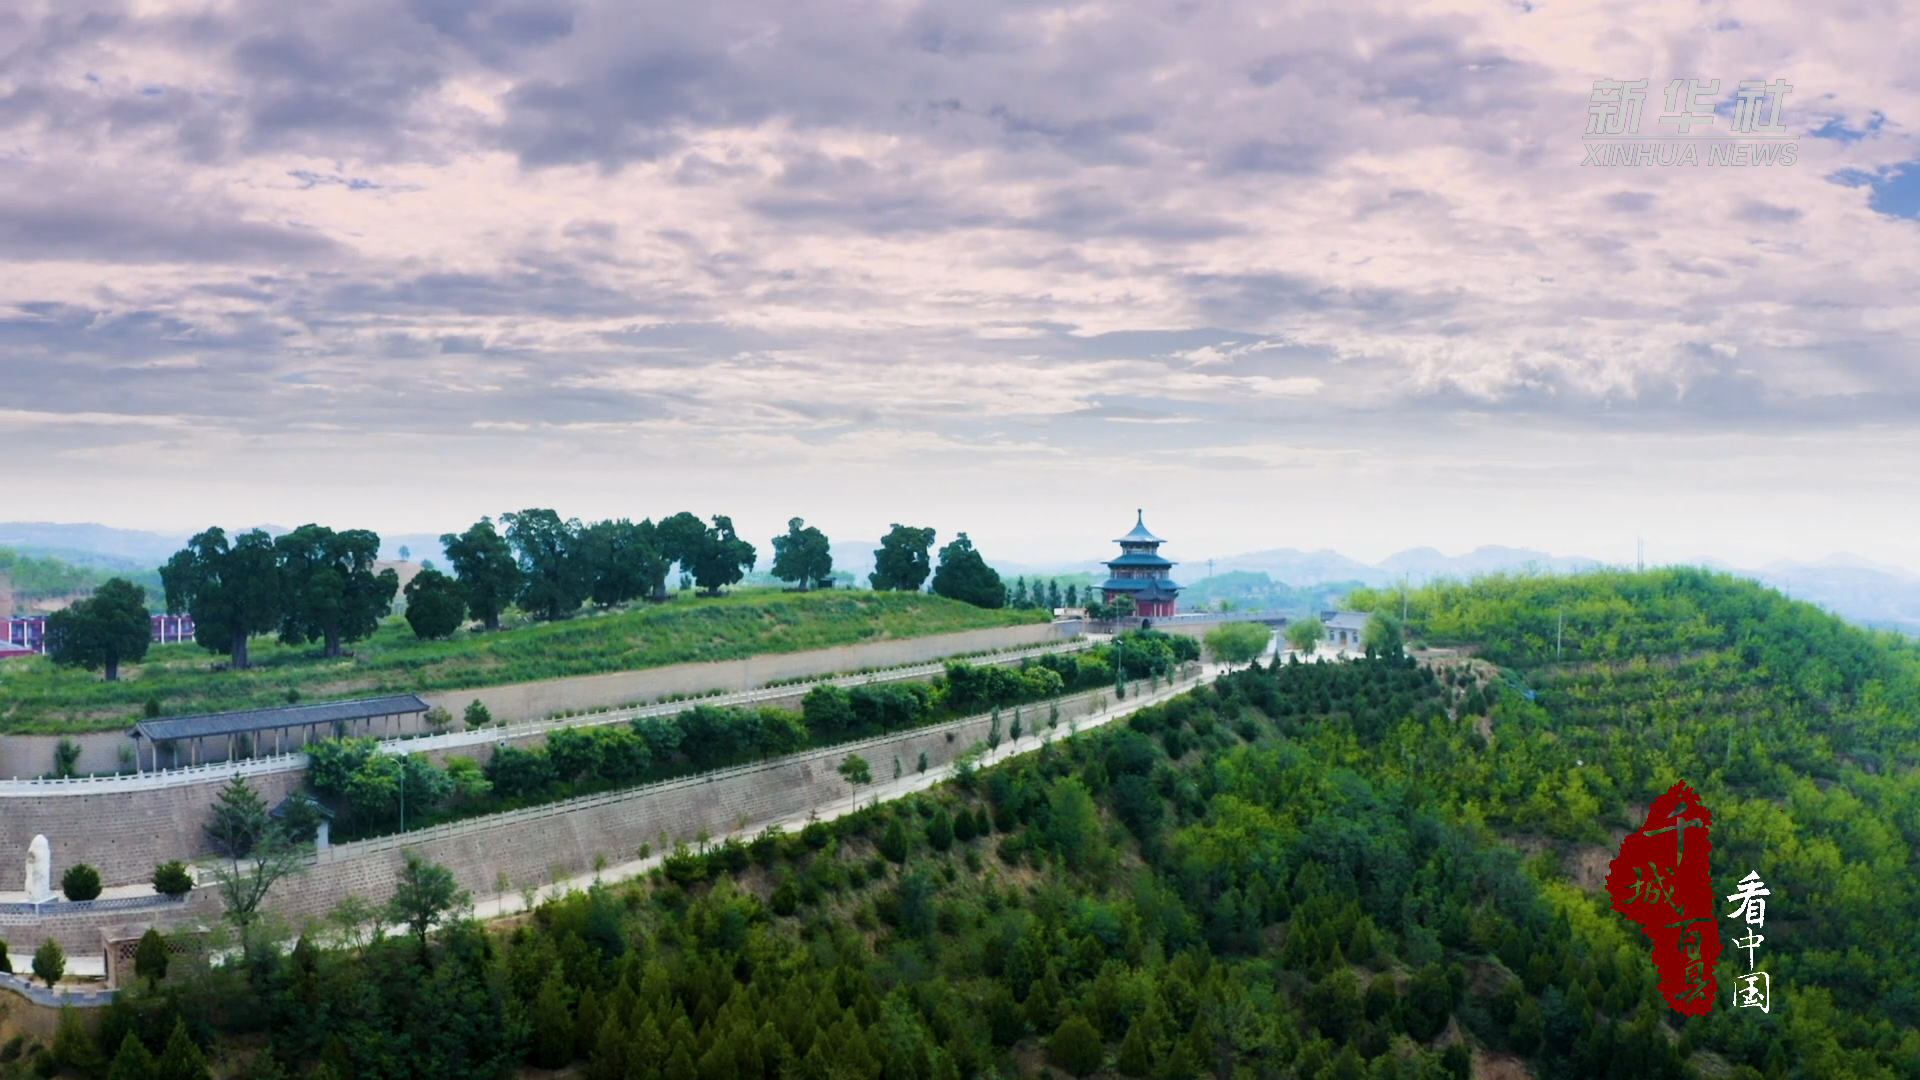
0,588 -> 1047,733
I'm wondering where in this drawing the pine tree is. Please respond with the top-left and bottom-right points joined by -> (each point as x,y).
319,1034 -> 353,1080
575,984 -> 605,1061
107,1033 -> 156,1080
531,972 -> 575,1067
1048,1015 -> 1104,1077
156,1019 -> 210,1080
134,926 -> 170,987
53,1005 -> 101,1075
1115,1013 -> 1156,1077
927,808 -> 954,851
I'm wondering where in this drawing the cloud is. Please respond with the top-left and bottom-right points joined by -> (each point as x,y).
3,0 -> 1920,569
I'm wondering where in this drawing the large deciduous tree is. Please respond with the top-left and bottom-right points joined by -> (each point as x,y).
45,577 -> 151,681
931,533 -> 1005,609
403,568 -> 467,639
161,527 -> 281,669
1204,622 -> 1273,668
576,518 -> 670,606
1363,612 -> 1405,659
1285,613 -> 1326,654
771,517 -> 833,590
387,851 -> 470,951
870,524 -> 936,591
440,517 -> 521,631
275,525 -> 400,657
503,509 -> 587,620
658,512 -> 756,595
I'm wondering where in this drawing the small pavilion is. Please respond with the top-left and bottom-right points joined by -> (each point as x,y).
1100,510 -> 1181,618
129,694 -> 430,771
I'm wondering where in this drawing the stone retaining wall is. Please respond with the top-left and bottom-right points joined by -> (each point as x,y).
0,769 -> 311,900
0,633 -> 1081,890
267,688 -> 1117,926
3,680 -> 1157,955
0,621 -> 1075,779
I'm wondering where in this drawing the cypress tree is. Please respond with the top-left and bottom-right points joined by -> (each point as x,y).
927,808 -> 954,851
134,927 -> 170,987
575,984 -> 605,1061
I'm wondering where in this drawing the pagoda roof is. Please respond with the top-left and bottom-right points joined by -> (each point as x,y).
1105,551 -> 1175,569
1102,578 -> 1181,599
1114,509 -> 1164,545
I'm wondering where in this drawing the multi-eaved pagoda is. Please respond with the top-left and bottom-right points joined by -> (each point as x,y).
1100,510 -> 1181,618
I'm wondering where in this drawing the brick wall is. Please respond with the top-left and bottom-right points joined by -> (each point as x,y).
0,770 -> 310,893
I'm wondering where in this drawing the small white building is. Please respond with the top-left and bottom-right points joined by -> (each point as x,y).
1323,610 -> 1370,651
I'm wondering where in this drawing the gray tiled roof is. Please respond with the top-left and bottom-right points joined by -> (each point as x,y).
132,694 -> 429,742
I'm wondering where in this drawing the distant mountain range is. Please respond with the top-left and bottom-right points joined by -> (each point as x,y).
0,522 -> 448,568
7,522 -> 1919,636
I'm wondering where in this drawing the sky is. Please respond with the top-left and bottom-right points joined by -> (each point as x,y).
3,0 -> 1919,573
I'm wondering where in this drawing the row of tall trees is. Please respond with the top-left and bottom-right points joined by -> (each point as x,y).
160,526 -> 399,668
142,514 -> 1029,660
401,512 -> 759,637
1008,576 -> 1077,611
425,516 -> 1024,630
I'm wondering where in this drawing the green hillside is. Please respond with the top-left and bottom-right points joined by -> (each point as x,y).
0,589 -> 1048,733
0,546 -> 164,606
53,569 -> 1917,1080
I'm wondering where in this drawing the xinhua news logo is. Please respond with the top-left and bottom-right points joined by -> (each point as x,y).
1584,79 -> 1798,167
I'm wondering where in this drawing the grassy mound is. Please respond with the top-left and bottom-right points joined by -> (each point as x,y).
0,588 -> 1047,733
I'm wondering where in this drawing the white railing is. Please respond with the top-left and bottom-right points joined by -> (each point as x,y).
0,751 -> 311,794
0,639 -> 1092,795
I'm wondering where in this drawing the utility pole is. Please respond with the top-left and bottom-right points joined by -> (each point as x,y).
1556,609 -> 1564,661
399,755 -> 406,834
1637,537 -> 1644,572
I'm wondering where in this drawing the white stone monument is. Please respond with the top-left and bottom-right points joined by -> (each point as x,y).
24,834 -> 54,904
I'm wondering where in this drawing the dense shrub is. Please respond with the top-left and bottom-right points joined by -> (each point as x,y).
61,863 -> 102,902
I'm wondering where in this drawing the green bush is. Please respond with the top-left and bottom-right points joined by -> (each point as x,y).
60,863 -> 102,902
32,938 -> 64,988
1048,1015 -> 1105,1077
151,860 -> 194,897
